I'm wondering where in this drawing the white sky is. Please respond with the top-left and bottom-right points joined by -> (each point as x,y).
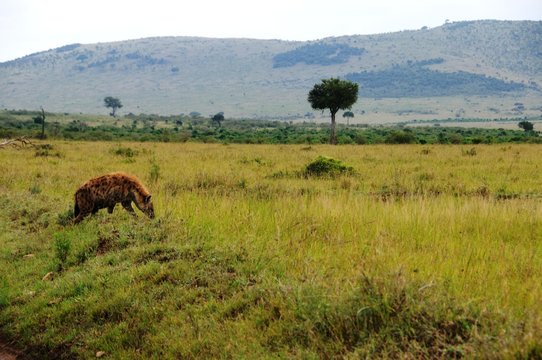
0,0 -> 540,62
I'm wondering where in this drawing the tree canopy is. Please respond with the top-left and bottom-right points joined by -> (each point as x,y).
343,110 -> 355,126
518,120 -> 534,132
104,96 -> 123,117
212,112 -> 225,127
308,78 -> 359,144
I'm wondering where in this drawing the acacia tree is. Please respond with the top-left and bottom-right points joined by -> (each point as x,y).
518,120 -> 534,132
39,107 -> 46,139
104,96 -> 123,117
342,110 -> 354,126
32,107 -> 46,139
212,112 -> 225,127
308,78 -> 358,144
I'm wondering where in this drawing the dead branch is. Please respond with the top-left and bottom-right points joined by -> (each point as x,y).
0,136 -> 36,149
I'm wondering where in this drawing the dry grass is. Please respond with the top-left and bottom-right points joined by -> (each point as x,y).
0,141 -> 541,358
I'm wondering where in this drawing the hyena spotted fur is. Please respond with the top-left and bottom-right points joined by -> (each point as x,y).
73,172 -> 155,223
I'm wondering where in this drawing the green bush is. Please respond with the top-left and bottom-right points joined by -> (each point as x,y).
53,232 -> 72,271
0,277 -> 8,309
304,156 -> 355,177
57,208 -> 75,226
28,184 -> 42,194
111,145 -> 139,158
462,147 -> 477,156
385,130 -> 417,144
149,157 -> 160,183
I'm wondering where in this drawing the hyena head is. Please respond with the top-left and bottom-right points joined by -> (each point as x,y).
143,195 -> 154,219
140,194 -> 155,219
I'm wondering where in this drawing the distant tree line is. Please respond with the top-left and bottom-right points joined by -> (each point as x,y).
1,110 -> 540,145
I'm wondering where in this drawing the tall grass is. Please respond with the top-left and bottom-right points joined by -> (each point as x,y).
0,142 -> 541,358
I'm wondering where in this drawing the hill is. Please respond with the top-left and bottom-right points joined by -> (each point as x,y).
0,20 -> 541,121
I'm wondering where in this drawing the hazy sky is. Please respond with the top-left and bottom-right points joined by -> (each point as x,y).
1,0 -> 540,62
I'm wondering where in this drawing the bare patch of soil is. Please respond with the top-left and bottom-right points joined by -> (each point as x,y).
0,339 -> 20,360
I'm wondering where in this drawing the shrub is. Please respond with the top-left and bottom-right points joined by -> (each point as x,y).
304,156 -> 355,177
53,232 -> 72,271
57,208 -> 75,226
385,130 -> 417,144
149,157 -> 160,183
0,277 -> 8,309
518,120 -> 534,132
28,184 -> 42,194
353,133 -> 368,144
111,145 -> 138,157
35,149 -> 63,157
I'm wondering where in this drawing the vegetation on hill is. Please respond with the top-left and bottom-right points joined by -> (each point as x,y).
272,42 -> 365,68
347,59 -> 527,97
439,20 -> 542,75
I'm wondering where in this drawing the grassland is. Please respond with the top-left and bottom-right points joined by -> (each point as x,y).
1,141 -> 541,358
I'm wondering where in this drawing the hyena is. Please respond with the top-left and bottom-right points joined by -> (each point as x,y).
73,172 -> 154,224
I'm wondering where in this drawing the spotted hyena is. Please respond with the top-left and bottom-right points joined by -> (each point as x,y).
73,172 -> 155,223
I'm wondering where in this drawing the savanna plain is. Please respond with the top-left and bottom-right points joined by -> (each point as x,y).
1,141 -> 541,359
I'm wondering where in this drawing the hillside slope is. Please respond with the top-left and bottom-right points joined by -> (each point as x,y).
0,20 -> 540,121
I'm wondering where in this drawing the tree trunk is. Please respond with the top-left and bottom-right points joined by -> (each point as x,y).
330,111 -> 337,145
40,107 -> 45,139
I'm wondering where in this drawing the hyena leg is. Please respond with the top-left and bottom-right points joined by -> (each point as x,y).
107,204 -> 115,214
73,191 -> 92,224
122,201 -> 136,215
73,212 -> 85,224
74,207 -> 92,223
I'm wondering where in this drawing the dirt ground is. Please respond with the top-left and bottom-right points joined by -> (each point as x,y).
0,339 -> 21,360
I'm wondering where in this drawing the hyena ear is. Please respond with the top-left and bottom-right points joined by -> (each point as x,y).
144,195 -> 152,203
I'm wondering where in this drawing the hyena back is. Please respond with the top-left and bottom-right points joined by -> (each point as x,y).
73,172 -> 154,223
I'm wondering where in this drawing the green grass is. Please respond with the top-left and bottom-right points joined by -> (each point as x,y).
1,141 -> 541,358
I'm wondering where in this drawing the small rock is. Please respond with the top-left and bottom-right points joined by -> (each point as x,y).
96,351 -> 106,357
23,254 -> 35,258
42,272 -> 54,281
